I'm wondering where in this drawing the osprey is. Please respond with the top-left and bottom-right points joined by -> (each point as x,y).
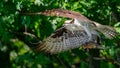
20,9 -> 117,54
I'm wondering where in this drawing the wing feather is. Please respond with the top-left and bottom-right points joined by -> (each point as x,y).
33,27 -> 98,54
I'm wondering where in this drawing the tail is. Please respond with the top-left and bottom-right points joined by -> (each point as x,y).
94,22 -> 118,39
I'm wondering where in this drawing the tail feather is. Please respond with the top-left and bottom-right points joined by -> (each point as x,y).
99,27 -> 117,39
96,25 -> 117,39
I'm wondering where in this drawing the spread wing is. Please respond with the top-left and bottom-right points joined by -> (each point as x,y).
20,9 -> 118,54
33,27 -> 98,54
20,9 -> 91,22
20,9 -> 118,39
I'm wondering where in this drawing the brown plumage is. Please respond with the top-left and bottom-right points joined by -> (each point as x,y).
20,9 -> 118,54
20,9 -> 117,39
33,27 -> 98,54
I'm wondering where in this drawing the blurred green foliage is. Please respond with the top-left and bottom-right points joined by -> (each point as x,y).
0,0 -> 120,68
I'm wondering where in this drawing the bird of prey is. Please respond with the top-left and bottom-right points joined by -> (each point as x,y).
20,9 -> 117,54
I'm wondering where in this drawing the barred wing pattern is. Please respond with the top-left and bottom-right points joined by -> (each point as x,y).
33,27 -> 98,54
20,9 -> 118,54
93,22 -> 118,39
